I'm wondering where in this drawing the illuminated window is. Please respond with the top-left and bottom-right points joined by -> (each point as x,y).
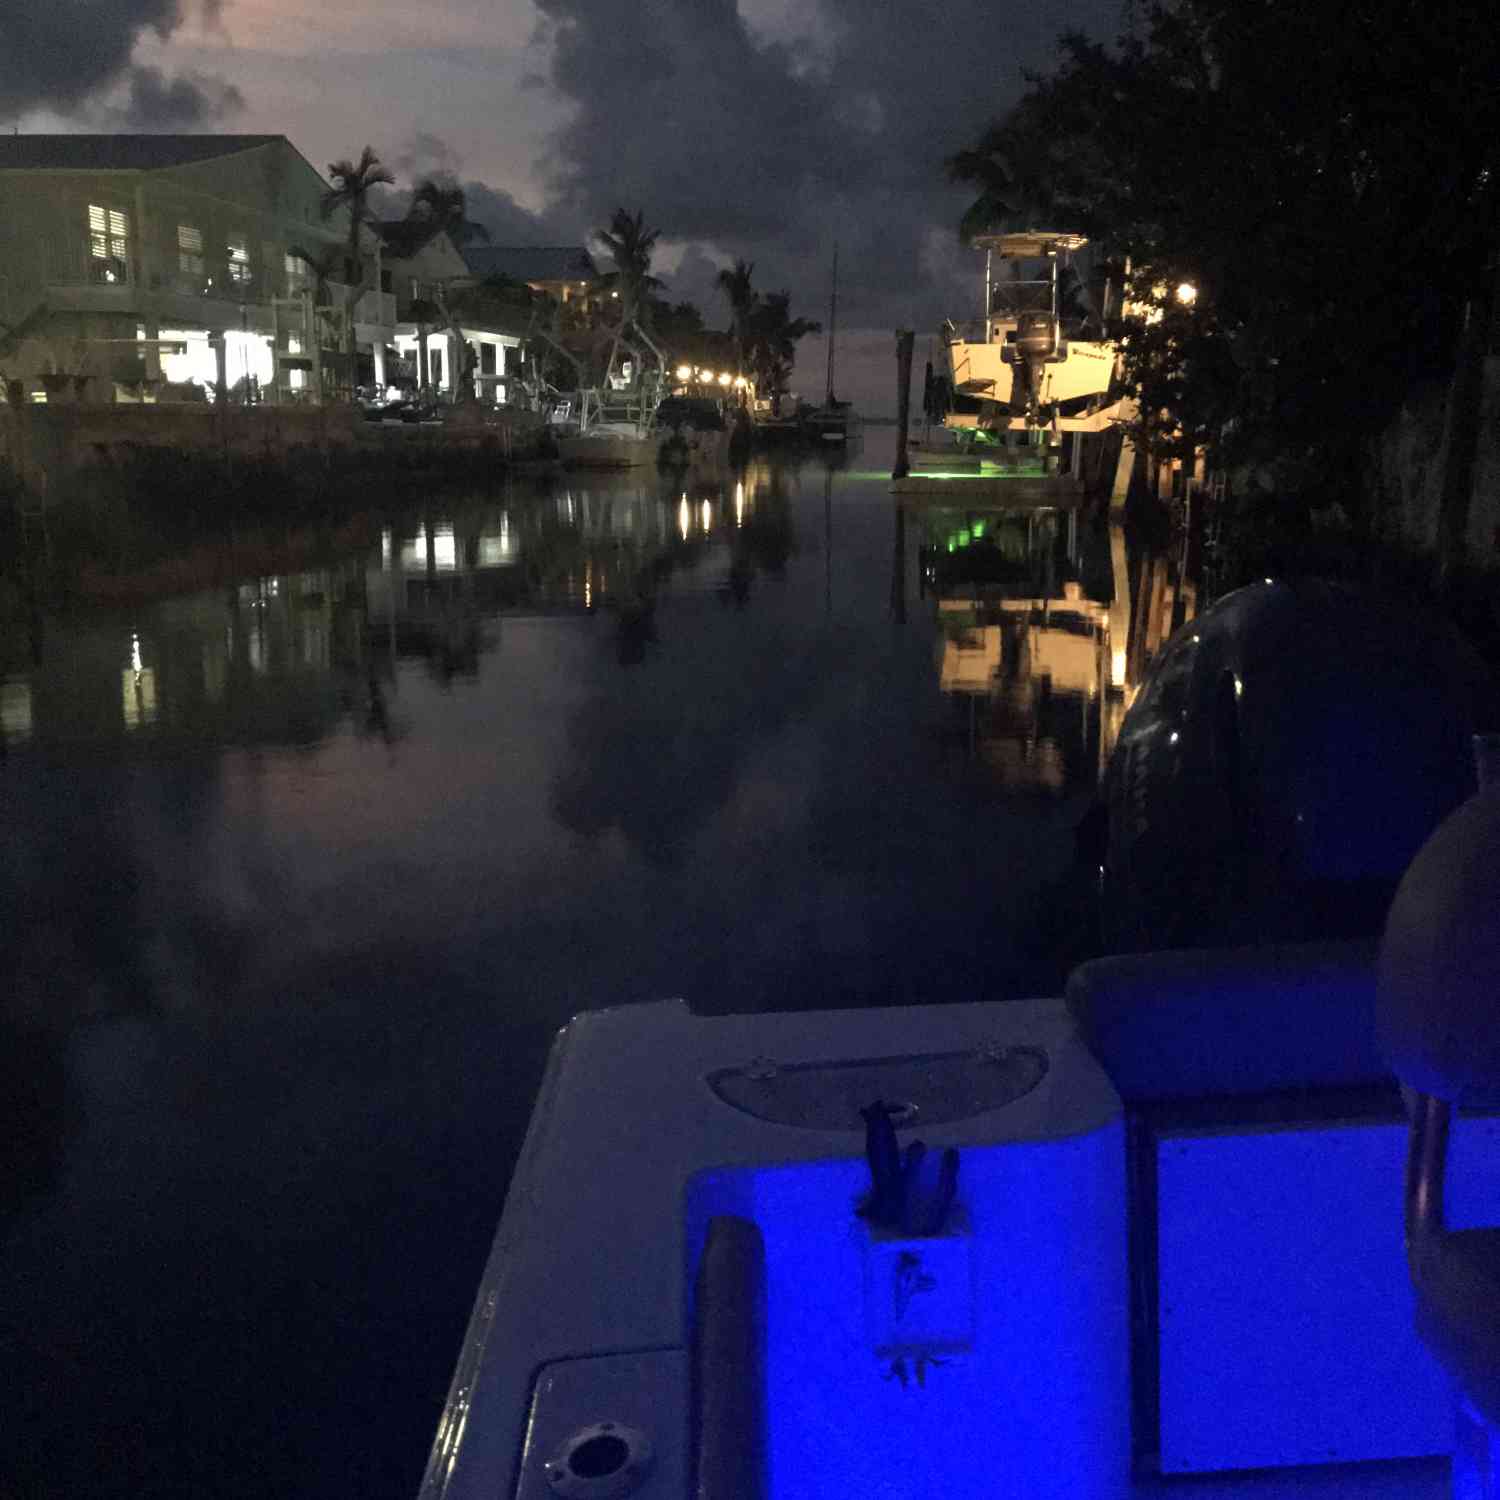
178,224 -> 205,282
88,204 -> 129,283
227,237 -> 251,286
285,252 -> 310,293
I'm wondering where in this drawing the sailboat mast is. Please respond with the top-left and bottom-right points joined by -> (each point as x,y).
825,242 -> 838,407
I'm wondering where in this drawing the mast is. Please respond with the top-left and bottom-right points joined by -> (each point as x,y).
824,242 -> 838,407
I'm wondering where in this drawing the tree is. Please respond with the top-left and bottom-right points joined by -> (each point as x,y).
404,178 -> 490,252
596,208 -> 664,384
321,147 -> 395,385
948,2 -> 1500,517
745,290 -> 820,411
400,179 -> 490,402
715,259 -> 757,374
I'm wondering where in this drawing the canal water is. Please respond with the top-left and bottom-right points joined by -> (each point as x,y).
1,431 -> 1114,1498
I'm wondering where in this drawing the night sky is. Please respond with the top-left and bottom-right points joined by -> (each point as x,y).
2,0 -> 1121,407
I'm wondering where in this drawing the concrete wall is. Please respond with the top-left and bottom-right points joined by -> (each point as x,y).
0,402 -> 544,502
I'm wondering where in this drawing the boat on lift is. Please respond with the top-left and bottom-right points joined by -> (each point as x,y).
556,321 -> 668,469
940,230 -> 1124,444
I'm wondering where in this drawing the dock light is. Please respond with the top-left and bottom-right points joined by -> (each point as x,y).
676,365 -> 693,381
717,372 -> 731,386
1175,281 -> 1198,305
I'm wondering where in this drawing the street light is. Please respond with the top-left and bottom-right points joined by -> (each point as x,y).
1175,281 -> 1198,305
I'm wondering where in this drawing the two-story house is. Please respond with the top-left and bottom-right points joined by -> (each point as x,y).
0,135 -> 397,404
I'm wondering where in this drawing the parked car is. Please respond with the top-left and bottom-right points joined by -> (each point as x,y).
1100,578 -> 1496,952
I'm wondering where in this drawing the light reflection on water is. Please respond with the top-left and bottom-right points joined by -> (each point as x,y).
0,434 -> 1120,1499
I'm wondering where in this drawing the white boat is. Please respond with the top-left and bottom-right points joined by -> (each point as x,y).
557,388 -> 659,469
557,323 -> 669,469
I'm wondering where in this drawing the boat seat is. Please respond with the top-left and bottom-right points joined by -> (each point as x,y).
1067,938 -> 1388,1102
1378,787 -> 1500,1491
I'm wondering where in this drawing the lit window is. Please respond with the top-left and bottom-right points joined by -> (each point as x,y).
178,225 -> 205,283
227,237 -> 251,286
285,252 -> 310,293
88,204 -> 129,283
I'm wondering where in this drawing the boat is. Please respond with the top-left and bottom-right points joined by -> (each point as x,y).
802,243 -> 861,445
416,593 -> 1499,1500
939,230 -> 1125,444
418,937 -> 1496,1500
654,395 -> 733,468
556,323 -> 668,469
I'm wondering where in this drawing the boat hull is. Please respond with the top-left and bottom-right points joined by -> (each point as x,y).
557,433 -> 657,468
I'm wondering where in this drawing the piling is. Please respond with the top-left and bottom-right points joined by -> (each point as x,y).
892,330 -> 915,480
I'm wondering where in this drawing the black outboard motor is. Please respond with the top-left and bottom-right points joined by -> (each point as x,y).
1011,311 -> 1059,362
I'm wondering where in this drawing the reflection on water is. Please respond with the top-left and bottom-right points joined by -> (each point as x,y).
0,438 -> 1125,1500
909,498 -> 1124,793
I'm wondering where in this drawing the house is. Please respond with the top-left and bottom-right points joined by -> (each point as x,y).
458,245 -> 600,307
0,134 -> 396,404
377,222 -> 526,404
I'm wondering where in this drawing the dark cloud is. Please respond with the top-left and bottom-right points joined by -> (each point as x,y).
117,64 -> 244,127
0,0 -> 221,119
666,244 -> 728,319
377,133 -> 584,247
530,0 -> 1125,330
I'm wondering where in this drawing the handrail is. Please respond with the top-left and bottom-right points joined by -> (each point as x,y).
692,1215 -> 766,1500
1403,1089 -> 1450,1258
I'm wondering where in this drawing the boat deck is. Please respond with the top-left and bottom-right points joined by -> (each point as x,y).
420,991 -> 1475,1500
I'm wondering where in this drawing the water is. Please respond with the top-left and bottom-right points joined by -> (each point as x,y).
0,432 -> 1110,1498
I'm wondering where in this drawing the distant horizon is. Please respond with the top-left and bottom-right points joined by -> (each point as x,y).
791,326 -> 944,422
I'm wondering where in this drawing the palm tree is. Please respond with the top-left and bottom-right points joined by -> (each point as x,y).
404,178 -> 489,251
746,291 -> 821,413
401,179 -> 490,402
716,259 -> 757,375
321,146 -> 395,378
596,208 -> 664,385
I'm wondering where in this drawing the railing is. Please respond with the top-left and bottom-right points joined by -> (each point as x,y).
45,240 -> 132,288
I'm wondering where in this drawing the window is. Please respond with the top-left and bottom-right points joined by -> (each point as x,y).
479,343 -> 496,376
227,237 -> 251,287
285,252 -> 310,294
262,243 -> 280,297
88,204 -> 129,283
178,225 -> 205,283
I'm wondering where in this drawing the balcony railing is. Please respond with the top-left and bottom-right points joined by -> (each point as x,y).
46,240 -> 133,288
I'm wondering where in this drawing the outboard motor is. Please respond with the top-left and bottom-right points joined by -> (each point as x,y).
1010,311 -> 1059,362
